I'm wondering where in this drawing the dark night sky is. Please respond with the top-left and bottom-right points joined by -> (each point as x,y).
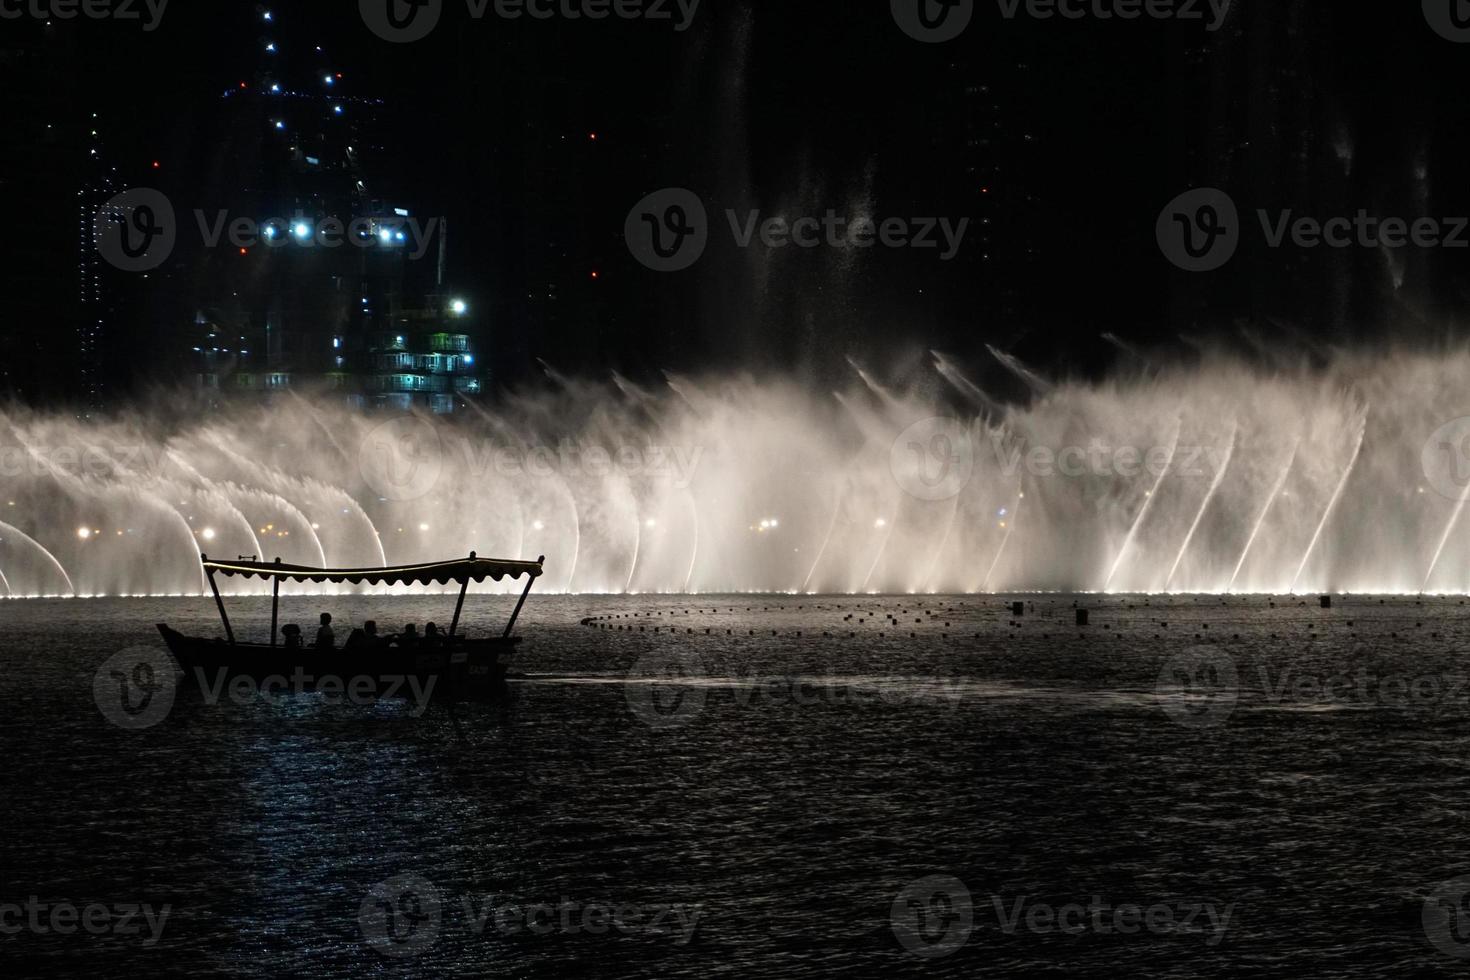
5,1 -> 1470,402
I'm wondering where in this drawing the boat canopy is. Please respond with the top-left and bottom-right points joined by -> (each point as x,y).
201,554 -> 544,587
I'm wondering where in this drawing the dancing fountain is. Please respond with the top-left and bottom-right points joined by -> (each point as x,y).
2,346 -> 1468,597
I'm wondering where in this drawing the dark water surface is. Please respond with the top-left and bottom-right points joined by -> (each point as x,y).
5,592 -> 1470,978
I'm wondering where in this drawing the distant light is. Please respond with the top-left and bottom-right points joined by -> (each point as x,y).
418,523 -> 430,531
532,520 -> 545,531
394,231 -> 406,241
270,83 -> 280,93
152,160 -> 160,169
265,42 -> 276,52
462,354 -> 473,365
590,270 -> 599,279
264,225 -> 279,240
451,299 -> 467,315
292,222 -> 311,238
262,10 -> 271,20
395,336 -> 404,345
324,75 -> 335,85
378,228 -> 392,243
201,528 -> 216,541
274,120 -> 285,131
874,518 -> 887,528
239,247 -> 248,255
589,132 -> 598,141
333,105 -> 343,115
645,518 -> 657,528
77,527 -> 92,540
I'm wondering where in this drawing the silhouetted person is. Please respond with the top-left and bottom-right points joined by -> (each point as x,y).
397,624 -> 420,650
315,612 -> 335,649
423,622 -> 442,650
281,624 -> 303,650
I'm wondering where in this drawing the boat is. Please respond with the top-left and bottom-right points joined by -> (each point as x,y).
157,551 -> 545,700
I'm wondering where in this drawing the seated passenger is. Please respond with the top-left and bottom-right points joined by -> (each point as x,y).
315,612 -> 336,650
396,623 -> 420,650
422,622 -> 443,650
281,624 -> 303,650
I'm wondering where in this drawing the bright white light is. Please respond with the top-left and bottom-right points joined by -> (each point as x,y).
418,523 -> 430,531
394,231 -> 406,241
274,120 -> 285,131
874,518 -> 887,528
263,226 -> 278,240
265,42 -> 276,52
292,222 -> 311,238
645,519 -> 657,528
378,229 -> 392,243
462,354 -> 473,365
324,75 -> 334,85
333,105 -> 343,115
77,527 -> 91,540
201,527 -> 216,541
532,520 -> 545,531
451,299 -> 467,315
262,10 -> 271,20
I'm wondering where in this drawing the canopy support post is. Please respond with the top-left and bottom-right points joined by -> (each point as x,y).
502,557 -> 543,638
203,555 -> 235,646
270,558 -> 281,648
449,578 -> 469,638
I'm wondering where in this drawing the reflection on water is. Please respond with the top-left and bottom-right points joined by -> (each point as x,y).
3,593 -> 1470,977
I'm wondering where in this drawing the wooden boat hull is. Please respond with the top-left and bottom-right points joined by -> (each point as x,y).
156,624 -> 519,700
